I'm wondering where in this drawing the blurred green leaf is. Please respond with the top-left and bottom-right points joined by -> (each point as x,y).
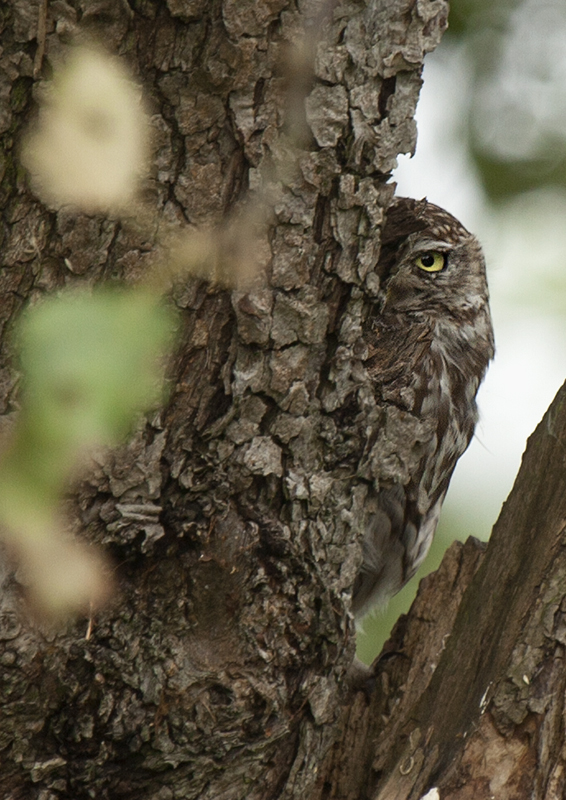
13,288 -> 176,489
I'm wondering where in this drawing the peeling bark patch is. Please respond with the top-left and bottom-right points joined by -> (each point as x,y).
271,288 -> 330,346
241,435 -> 283,477
306,84 -> 349,148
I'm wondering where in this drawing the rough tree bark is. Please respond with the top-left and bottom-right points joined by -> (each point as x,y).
1,2 -> 562,799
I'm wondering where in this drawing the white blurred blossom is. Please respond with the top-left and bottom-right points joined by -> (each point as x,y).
22,46 -> 149,212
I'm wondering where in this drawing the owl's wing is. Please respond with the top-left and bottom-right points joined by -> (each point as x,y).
351,484 -> 444,618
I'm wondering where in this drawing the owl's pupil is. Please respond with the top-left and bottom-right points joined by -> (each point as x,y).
421,254 -> 435,267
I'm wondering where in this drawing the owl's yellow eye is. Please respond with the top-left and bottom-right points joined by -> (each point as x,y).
415,251 -> 446,273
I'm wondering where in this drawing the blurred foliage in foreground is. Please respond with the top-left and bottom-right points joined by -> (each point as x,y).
0,290 -> 176,614
3,42 -> 267,615
0,47 -> 166,615
447,0 -> 566,201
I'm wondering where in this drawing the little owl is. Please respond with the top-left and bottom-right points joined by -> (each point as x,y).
352,197 -> 494,617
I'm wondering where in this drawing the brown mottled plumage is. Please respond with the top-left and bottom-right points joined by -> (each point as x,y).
352,197 -> 494,617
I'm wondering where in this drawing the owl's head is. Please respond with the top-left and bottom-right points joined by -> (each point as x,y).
378,198 -> 490,319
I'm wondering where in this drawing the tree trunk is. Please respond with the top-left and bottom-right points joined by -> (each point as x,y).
3,2 -> 561,799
